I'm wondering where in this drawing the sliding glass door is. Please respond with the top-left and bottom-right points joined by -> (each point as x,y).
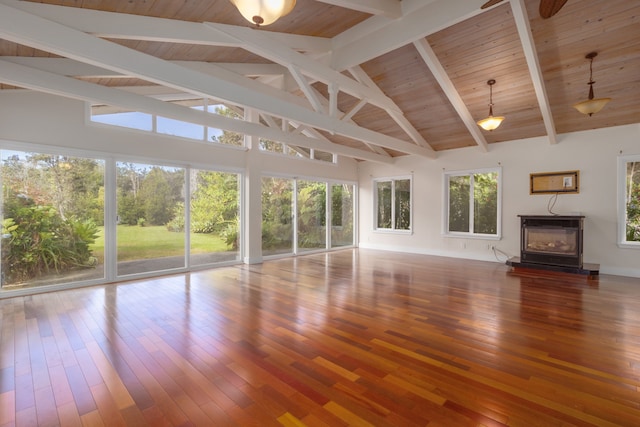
116,162 -> 186,276
190,169 -> 240,266
261,177 -> 355,257
261,177 -> 294,256
331,183 -> 355,248
297,180 -> 326,253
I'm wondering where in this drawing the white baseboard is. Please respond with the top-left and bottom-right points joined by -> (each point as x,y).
358,242 -> 640,278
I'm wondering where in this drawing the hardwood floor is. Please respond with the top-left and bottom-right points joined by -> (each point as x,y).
2,249 -> 640,426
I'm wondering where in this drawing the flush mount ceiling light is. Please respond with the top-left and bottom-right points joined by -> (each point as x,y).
573,52 -> 611,116
229,0 -> 296,27
477,79 -> 505,131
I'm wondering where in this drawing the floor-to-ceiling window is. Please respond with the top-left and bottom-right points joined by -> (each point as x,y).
1,141 -> 352,293
297,180 -> 326,253
189,169 -> 240,266
261,177 -> 355,257
331,183 -> 355,248
1,144 -> 246,291
262,177 -> 294,257
115,162 -> 186,276
1,149 -> 105,288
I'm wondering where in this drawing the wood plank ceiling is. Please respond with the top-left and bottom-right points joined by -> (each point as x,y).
0,0 -> 638,162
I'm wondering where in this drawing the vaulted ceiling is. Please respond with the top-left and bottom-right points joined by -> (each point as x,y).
0,0 -> 638,163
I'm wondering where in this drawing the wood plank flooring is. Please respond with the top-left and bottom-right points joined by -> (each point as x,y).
2,249 -> 640,426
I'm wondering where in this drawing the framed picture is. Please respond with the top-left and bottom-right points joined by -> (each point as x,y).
530,170 -> 579,194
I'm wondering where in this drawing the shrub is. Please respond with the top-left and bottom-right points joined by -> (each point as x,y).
221,219 -> 239,250
1,197 -> 99,284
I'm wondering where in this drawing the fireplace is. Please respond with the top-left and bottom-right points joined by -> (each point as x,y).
507,215 -> 598,277
520,215 -> 583,268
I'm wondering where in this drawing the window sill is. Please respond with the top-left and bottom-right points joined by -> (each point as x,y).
374,228 -> 413,235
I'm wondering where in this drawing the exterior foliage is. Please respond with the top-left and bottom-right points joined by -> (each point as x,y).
376,178 -> 410,231
261,177 -> 293,251
626,161 -> 640,242
447,171 -> 498,235
1,152 -> 103,284
210,106 -> 244,146
2,193 -> 98,284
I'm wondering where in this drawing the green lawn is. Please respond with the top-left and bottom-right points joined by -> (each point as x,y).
91,225 -> 230,262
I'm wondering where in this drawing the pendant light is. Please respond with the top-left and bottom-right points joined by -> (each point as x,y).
573,52 -> 611,116
229,0 -> 296,27
477,79 -> 505,131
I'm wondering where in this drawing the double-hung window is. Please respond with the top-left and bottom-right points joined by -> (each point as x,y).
444,167 -> 501,238
374,176 -> 412,232
618,155 -> 640,247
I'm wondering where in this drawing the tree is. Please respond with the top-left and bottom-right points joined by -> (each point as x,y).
191,171 -> 238,233
626,161 -> 640,241
210,106 -> 244,146
261,177 -> 293,250
473,172 -> 498,235
297,181 -> 326,248
117,163 -> 145,225
1,153 -> 104,225
139,167 -> 184,226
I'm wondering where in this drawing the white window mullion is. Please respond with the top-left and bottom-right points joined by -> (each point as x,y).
390,179 -> 396,230
468,174 -> 475,234
293,179 -> 299,254
105,157 -> 117,282
184,167 -> 191,269
326,183 -> 331,249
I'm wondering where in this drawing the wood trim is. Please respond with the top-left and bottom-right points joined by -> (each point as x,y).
530,170 -> 579,194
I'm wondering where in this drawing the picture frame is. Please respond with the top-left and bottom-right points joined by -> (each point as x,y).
530,170 -> 579,194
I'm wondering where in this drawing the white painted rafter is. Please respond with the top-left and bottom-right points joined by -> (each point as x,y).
204,23 -> 402,115
511,0 -> 557,144
331,0 -> 487,71
288,65 -> 325,113
0,2 -> 433,158
309,86 -> 391,156
313,0 -> 402,18
348,66 -> 433,151
1,0 -> 331,53
1,57 -> 289,82
413,39 -> 489,152
341,99 -> 368,123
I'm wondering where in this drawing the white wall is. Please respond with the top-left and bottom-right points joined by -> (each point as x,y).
358,124 -> 640,277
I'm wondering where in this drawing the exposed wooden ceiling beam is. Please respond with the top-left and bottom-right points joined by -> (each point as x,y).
511,0 -> 558,144
3,0 -> 331,53
313,0 -> 402,19
205,23 -> 402,115
348,66 -> 434,151
413,39 -> 489,152
331,0 -> 487,71
1,57 -> 289,80
0,2 -> 432,158
0,59 -> 392,164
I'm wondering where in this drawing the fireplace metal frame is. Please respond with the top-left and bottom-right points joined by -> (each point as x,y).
519,215 -> 584,268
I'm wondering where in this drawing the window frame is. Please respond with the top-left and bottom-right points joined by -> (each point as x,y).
442,167 -> 502,239
617,154 -> 640,248
373,175 -> 413,234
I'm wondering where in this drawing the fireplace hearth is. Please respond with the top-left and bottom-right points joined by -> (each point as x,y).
506,215 -> 599,277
